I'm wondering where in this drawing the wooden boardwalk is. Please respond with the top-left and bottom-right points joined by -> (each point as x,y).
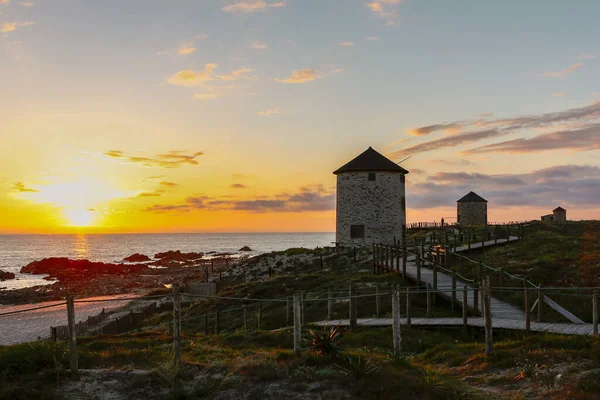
400,236 -> 526,320
315,317 -> 595,336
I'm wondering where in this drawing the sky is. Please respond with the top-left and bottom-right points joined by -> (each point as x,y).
1,0 -> 599,234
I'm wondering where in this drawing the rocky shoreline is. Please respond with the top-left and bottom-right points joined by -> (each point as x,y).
0,250 -> 245,305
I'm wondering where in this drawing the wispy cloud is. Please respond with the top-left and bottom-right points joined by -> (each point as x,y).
541,62 -> 584,78
339,41 -> 354,47
258,108 -> 280,116
1,20 -> 34,33
103,150 -> 204,168
167,64 -> 217,87
251,40 -> 269,50
18,1 -> 33,6
577,53 -> 595,60
229,183 -> 248,189
364,36 -> 379,41
216,67 -> 252,81
13,181 -> 38,192
391,100 -> 600,156
553,92 -> 565,97
221,1 -> 285,13
277,69 -> 318,84
159,181 -> 179,188
366,0 -> 402,26
179,46 -> 197,55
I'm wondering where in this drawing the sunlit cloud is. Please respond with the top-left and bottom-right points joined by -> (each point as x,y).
179,46 -> 197,55
258,108 -> 280,116
366,0 -> 401,26
18,1 -> 33,6
13,182 -> 38,193
229,183 -> 248,189
103,150 -> 204,168
277,69 -> 318,83
577,53 -> 595,60
167,64 -> 217,87
330,68 -> 345,74
0,0 -> 10,4
339,41 -> 354,47
216,67 -> 252,81
541,62 -> 584,78
221,1 -> 286,13
1,20 -> 34,33
251,40 -> 269,50
553,92 -> 565,97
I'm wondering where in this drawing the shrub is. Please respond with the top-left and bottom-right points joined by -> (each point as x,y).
306,324 -> 345,358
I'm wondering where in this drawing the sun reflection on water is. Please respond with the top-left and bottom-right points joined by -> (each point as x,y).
74,234 -> 89,259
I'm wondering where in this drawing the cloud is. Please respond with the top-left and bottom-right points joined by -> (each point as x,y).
103,150 -> 204,168
257,108 -> 280,116
364,36 -> 379,41
1,20 -> 34,33
167,64 -> 217,87
366,0 -> 401,26
159,181 -> 179,188
138,190 -> 164,197
409,165 -> 600,209
13,181 -> 38,192
179,47 -> 197,55
330,68 -> 345,75
229,183 -> 248,189
251,41 -> 269,50
430,159 -> 476,167
277,69 -> 318,83
221,1 -> 285,13
339,42 -> 354,47
577,53 -> 595,60
541,62 -> 584,78
193,93 -> 218,100
392,100 -> 600,156
463,122 -> 600,155
143,185 -> 335,213
553,92 -> 565,97
216,67 -> 252,81
18,1 -> 33,6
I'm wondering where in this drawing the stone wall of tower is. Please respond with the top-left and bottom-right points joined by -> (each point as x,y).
336,171 -> 406,247
553,209 -> 567,222
457,202 -> 487,226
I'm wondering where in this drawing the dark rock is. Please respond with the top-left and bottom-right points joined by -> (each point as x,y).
20,258 -> 148,280
124,253 -> 151,262
239,246 -> 253,252
0,270 -> 15,281
153,250 -> 204,262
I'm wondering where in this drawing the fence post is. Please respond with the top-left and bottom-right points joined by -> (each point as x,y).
257,302 -> 262,330
433,263 -> 438,290
244,305 -> 248,330
482,277 -> 493,357
451,270 -> 457,312
416,249 -> 422,285
462,286 -> 468,335
524,284 -> 530,333
473,285 -> 479,315
499,268 -> 504,287
406,288 -> 412,328
327,288 -> 333,320
426,284 -> 432,318
349,283 -> 357,329
402,240 -> 407,276
215,310 -> 220,334
375,284 -> 380,318
66,295 -> 79,377
593,290 -> 598,335
301,291 -> 306,326
293,294 -> 301,356
538,284 -> 543,322
392,286 -> 402,356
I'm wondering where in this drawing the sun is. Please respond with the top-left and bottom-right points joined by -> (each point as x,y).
64,208 -> 97,227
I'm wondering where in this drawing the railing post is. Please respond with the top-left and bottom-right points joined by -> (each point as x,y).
66,295 -> 79,378
172,284 -> 182,364
349,283 -> 357,329
482,277 -> 493,357
293,294 -> 301,356
392,285 -> 402,356
301,291 -> 306,326
327,288 -> 333,320
593,290 -> 598,335
451,269 -> 457,312
473,285 -> 479,316
462,286 -> 468,335
406,288 -> 412,328
375,284 -> 380,318
524,284 -> 530,333
538,284 -> 543,322
426,283 -> 432,318
257,302 -> 262,330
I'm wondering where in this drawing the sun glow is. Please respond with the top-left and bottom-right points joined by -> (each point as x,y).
15,177 -> 131,227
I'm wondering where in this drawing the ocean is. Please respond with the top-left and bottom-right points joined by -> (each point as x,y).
0,232 -> 335,290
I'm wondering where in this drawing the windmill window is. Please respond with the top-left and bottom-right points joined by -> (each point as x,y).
368,173 -> 376,181
350,225 -> 365,238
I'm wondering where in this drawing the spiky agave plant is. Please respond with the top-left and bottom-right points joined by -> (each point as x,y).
307,324 -> 345,358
